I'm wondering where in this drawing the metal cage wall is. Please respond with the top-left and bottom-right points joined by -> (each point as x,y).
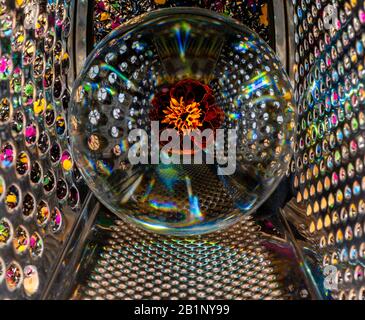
0,0 -> 363,300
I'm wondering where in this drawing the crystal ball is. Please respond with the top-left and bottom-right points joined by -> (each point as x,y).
69,8 -> 296,236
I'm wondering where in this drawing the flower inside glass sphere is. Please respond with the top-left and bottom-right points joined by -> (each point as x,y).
69,8 -> 296,236
150,79 -> 224,151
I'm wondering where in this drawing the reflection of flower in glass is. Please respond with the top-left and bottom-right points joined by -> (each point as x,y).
150,79 -> 224,149
162,97 -> 203,135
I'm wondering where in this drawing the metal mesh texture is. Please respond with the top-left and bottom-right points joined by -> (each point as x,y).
0,0 -> 301,301
291,0 -> 365,299
0,0 -> 343,300
66,0 -> 307,301
71,211 -> 309,300
0,0 -> 85,299
92,0 -> 273,47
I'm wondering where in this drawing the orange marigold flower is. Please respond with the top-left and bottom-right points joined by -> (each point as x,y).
162,97 -> 203,135
150,79 -> 224,151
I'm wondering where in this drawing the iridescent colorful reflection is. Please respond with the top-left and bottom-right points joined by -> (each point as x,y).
70,8 -> 295,235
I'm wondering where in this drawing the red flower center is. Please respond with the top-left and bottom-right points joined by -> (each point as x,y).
150,79 -> 224,149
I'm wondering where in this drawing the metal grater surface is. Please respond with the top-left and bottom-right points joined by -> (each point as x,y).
92,0 -> 274,47
71,212 -> 305,300
0,0 -> 318,300
291,0 -> 365,299
0,0 -> 86,299
64,0 -> 308,301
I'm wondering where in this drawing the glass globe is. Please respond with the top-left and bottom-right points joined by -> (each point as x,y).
69,8 -> 296,236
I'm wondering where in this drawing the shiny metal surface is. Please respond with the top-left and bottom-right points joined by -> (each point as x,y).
290,0 -> 365,300
56,0 -> 308,300
3,0 -> 365,300
285,0 -> 296,87
66,205 -> 310,300
0,0 -> 87,299
273,0 -> 288,73
74,0 -> 89,79
0,0 -> 308,300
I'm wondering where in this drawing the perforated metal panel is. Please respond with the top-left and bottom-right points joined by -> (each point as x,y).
4,0 -> 365,301
75,218 -> 287,300
291,0 -> 365,300
66,206 -> 310,300
62,0 -> 311,301
92,0 -> 274,47
0,0 -> 86,299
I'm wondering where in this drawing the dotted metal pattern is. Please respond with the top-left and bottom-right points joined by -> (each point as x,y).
72,215 -> 288,300
0,0 -> 299,301
92,0 -> 272,46
292,0 -> 365,299
69,1 -> 301,300
70,7 -> 294,235
0,0 -> 84,299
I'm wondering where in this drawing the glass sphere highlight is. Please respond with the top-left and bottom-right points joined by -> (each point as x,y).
69,8 -> 296,236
